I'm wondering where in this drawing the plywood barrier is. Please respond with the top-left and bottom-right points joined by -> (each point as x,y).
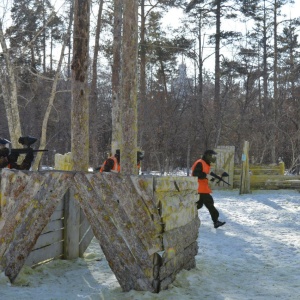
0,169 -> 199,293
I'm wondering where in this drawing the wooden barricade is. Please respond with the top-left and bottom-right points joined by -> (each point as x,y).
233,161 -> 300,189
154,177 -> 200,290
213,146 -> 235,188
0,169 -> 199,293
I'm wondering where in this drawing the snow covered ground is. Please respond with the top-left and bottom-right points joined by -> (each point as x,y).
1,189 -> 299,300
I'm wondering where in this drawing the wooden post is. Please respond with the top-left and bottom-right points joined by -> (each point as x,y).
279,161 -> 285,175
64,189 -> 80,259
240,141 -> 251,194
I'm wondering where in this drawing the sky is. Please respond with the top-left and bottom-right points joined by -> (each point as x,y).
163,1 -> 300,74
163,1 -> 300,25
1,189 -> 299,300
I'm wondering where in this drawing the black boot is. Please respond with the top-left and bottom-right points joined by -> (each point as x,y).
214,220 -> 226,228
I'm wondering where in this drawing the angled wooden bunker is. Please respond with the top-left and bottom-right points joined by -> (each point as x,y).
0,169 -> 199,292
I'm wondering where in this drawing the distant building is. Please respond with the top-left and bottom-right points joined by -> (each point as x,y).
171,63 -> 193,101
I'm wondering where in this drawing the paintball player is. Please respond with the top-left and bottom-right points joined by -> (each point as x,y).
136,151 -> 144,172
0,137 -> 34,170
100,150 -> 121,173
99,150 -> 144,173
191,149 -> 226,229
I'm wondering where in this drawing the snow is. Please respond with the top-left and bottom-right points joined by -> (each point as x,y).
1,189 -> 300,300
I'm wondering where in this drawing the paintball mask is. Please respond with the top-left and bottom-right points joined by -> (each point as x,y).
137,151 -> 144,162
203,149 -> 217,164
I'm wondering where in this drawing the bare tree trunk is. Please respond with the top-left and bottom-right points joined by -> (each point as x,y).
42,0 -> 46,73
271,0 -> 278,163
67,2 -> 74,79
0,21 -> 22,146
71,0 -> 90,171
111,0 -> 123,155
214,1 -> 221,147
120,0 -> 138,175
262,2 -> 268,116
139,0 -> 146,147
197,12 -> 205,142
90,0 -> 104,166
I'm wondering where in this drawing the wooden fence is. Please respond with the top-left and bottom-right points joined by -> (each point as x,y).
26,191 -> 94,266
212,145 -> 300,190
0,169 -> 199,293
233,161 -> 300,189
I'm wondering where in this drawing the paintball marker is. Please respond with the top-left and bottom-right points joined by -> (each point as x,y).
10,136 -> 48,155
210,171 -> 231,186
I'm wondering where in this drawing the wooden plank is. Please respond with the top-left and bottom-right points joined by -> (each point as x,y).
41,219 -> 64,234
154,176 -> 198,193
80,205 -> 86,221
156,186 -> 198,232
130,176 -> 155,208
79,213 -> 91,240
25,241 -> 64,266
0,170 -> 29,218
162,217 -> 200,261
89,172 -> 157,266
94,173 -> 162,255
64,189 -> 80,259
32,229 -> 64,250
50,209 -> 64,221
161,205 -> 198,231
159,241 -> 198,282
54,197 -> 65,210
159,192 -> 198,214
73,172 -> 156,292
79,226 -> 94,257
0,171 -> 50,257
159,191 -> 198,211
0,170 -> 73,282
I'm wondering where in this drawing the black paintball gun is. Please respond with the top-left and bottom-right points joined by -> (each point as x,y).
210,171 -> 231,186
10,136 -> 48,155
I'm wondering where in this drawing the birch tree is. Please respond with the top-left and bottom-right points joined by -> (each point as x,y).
0,21 -> 22,146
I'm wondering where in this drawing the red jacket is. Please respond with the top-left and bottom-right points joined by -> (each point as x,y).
191,158 -> 212,193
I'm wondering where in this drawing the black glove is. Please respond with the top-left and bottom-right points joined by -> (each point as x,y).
0,147 -> 9,157
7,153 -> 19,163
24,148 -> 34,163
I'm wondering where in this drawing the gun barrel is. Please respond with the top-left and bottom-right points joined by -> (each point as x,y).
210,171 -> 231,186
10,149 -> 48,154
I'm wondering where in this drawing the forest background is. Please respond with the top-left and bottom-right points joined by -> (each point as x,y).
0,0 -> 300,174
